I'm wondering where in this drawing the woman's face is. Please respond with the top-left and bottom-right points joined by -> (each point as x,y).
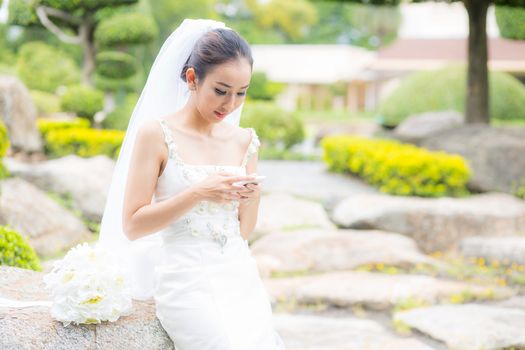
188,58 -> 252,123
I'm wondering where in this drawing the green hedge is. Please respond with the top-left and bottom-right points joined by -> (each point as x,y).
240,101 -> 305,149
246,72 -> 285,101
495,5 -> 525,40
101,92 -> 138,130
378,65 -> 525,126
95,12 -> 158,47
95,51 -> 138,79
30,90 -> 61,116
60,85 -> 104,121
321,135 -> 472,197
37,117 -> 91,138
44,127 -> 124,159
16,41 -> 80,93
0,225 -> 42,271
40,0 -> 138,11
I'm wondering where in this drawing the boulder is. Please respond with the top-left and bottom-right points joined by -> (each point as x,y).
331,192 -> 525,254
392,110 -> 464,145
393,304 -> 525,350
0,265 -> 174,350
420,125 -> 525,194
250,228 -> 446,277
264,270 -> 514,311
4,155 -> 115,222
0,75 -> 43,153
459,236 -> 525,266
0,177 -> 92,258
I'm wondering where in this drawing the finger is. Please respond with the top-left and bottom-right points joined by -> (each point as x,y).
225,175 -> 257,184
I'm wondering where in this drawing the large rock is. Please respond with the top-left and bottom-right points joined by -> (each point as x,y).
459,236 -> 525,265
0,75 -> 43,153
393,304 -> 525,350
4,155 -> 115,222
331,192 -> 525,253
0,178 -> 92,258
0,266 -> 175,350
420,125 -> 525,194
272,313 -> 435,350
264,270 -> 514,311
254,193 -> 335,241
251,228 -> 447,277
392,110 -> 464,145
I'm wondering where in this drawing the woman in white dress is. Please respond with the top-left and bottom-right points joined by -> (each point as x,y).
117,20 -> 287,350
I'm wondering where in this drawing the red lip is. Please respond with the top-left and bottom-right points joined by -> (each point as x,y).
214,111 -> 226,118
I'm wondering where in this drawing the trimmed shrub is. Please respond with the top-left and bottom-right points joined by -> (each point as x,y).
60,85 -> 104,121
0,225 -> 42,271
240,101 -> 305,149
94,12 -> 158,47
247,72 -> 285,101
40,0 -> 138,11
321,135 -> 472,197
30,90 -> 61,116
95,51 -> 138,79
495,5 -> 525,40
44,127 -> 124,159
378,65 -> 525,126
16,41 -> 80,93
101,92 -> 138,130
37,117 -> 91,139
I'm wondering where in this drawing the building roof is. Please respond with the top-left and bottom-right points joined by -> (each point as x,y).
368,38 -> 525,73
251,44 -> 376,84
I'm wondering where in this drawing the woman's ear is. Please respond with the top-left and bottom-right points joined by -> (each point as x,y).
186,68 -> 198,90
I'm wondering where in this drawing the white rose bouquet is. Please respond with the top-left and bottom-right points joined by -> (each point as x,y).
43,242 -> 133,327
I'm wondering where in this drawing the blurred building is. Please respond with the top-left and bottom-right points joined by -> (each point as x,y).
251,3 -> 525,113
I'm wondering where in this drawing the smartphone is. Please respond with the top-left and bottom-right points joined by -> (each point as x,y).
232,175 -> 266,187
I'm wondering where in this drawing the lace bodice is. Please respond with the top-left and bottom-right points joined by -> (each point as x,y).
154,118 -> 260,253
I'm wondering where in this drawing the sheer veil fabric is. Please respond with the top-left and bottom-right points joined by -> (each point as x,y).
97,19 -> 244,301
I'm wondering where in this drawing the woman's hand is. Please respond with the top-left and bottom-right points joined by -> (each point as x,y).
191,171 -> 256,204
237,182 -> 261,205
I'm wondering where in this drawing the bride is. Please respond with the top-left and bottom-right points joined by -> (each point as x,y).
97,19 -> 287,349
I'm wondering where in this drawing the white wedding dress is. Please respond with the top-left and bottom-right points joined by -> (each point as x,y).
152,118 -> 286,350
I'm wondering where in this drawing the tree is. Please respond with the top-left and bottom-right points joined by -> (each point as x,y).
322,0 -> 525,124
8,0 -> 157,87
8,0 -> 157,124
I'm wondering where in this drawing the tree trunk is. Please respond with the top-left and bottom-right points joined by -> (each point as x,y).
463,0 -> 490,124
79,19 -> 95,87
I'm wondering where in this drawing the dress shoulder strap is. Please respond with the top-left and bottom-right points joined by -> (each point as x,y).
157,118 -> 179,160
241,127 -> 261,168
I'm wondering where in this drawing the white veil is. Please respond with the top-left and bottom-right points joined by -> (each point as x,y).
97,19 -> 244,301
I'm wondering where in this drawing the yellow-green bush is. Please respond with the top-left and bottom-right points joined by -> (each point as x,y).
44,127 -> 124,159
321,135 -> 472,197
60,85 -> 105,121
0,225 -> 42,271
37,117 -> 91,139
30,90 -> 61,116
0,120 -> 10,179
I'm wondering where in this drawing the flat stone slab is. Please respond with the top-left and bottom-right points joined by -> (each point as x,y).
0,266 -> 174,350
460,235 -> 525,265
263,271 -> 515,311
251,228 -> 447,278
273,313 -> 435,350
393,304 -> 525,350
331,192 -> 525,253
254,193 -> 336,240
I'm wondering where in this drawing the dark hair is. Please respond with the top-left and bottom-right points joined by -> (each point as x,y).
180,28 -> 253,83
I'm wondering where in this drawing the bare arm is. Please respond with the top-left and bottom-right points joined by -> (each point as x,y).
122,121 -> 255,241
238,147 -> 261,241
122,121 -> 202,241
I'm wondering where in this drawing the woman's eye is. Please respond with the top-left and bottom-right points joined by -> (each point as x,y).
215,88 -> 227,95
237,92 -> 246,96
